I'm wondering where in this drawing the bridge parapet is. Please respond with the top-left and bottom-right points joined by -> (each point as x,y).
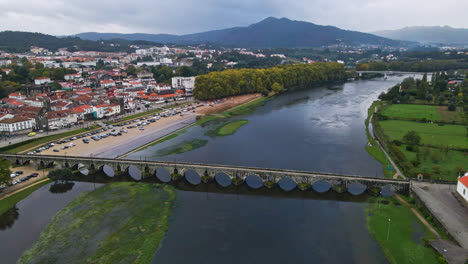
0,153 -> 410,194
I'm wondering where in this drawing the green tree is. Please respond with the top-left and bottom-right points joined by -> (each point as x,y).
0,159 -> 11,185
48,168 -> 72,183
271,82 -> 284,94
51,68 -> 65,80
403,131 -> 421,145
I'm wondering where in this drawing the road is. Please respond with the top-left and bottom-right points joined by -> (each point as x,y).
411,181 -> 468,249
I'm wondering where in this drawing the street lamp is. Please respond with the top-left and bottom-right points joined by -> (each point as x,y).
387,218 -> 391,241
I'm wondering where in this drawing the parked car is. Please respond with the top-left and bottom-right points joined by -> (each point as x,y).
53,149 -> 60,152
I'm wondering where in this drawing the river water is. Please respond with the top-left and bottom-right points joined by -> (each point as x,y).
0,76 -> 421,263
133,75 -> 416,264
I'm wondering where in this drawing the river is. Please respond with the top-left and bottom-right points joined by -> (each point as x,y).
0,75 -> 421,263
131,75 -> 417,264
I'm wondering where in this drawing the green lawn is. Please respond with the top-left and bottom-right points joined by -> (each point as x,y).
222,96 -> 268,117
399,145 -> 467,181
0,125 -> 100,154
18,182 -> 176,264
0,179 -> 51,215
382,104 -> 440,121
379,120 -> 468,149
436,106 -> 465,124
366,196 -> 442,264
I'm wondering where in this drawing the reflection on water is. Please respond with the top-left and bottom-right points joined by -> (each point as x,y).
0,207 -> 19,230
0,182 -> 98,264
49,181 -> 75,194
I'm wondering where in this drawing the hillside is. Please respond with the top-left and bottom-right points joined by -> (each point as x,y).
374,26 -> 468,45
76,17 -> 403,48
0,31 -> 154,53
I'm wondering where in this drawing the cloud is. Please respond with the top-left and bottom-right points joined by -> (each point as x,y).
0,0 -> 467,35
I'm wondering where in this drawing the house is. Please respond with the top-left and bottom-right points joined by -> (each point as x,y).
64,73 -> 83,82
457,173 -> 468,203
8,93 -> 27,100
100,80 -> 115,88
172,76 -> 195,94
35,77 -> 52,85
0,116 -> 34,132
137,70 -> 153,79
92,103 -> 120,119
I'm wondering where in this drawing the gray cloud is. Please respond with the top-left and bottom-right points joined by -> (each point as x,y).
0,0 -> 467,35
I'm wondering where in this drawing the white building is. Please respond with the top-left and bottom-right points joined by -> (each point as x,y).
172,76 -> 195,93
0,116 -> 34,132
64,73 -> 83,82
457,173 -> 468,202
34,77 -> 52,85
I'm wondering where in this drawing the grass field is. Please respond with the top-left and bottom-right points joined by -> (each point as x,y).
0,125 -> 100,154
382,104 -> 440,121
0,179 -> 51,215
18,182 -> 176,264
381,104 -> 465,124
156,139 -> 208,156
366,196 -> 441,264
379,120 -> 468,149
399,145 -> 467,181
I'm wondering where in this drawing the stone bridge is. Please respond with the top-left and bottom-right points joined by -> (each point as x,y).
2,153 -> 410,194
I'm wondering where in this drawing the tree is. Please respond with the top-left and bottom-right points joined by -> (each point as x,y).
403,131 -> 421,145
125,65 -> 138,77
448,103 -> 456,111
51,68 -> 65,80
271,82 -> 284,94
0,159 -> 11,185
48,168 -> 72,183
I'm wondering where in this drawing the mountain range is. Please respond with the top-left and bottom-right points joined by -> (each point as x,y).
374,26 -> 468,45
75,17 -> 403,48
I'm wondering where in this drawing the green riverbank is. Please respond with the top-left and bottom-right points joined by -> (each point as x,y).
18,182 -> 176,264
364,101 -> 395,178
366,196 -> 444,264
0,179 -> 52,215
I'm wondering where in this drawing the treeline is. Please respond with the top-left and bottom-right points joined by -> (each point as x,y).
193,62 -> 346,100
356,59 -> 468,72
0,31 -> 136,53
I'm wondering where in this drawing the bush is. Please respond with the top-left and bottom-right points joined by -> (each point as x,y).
393,140 -> 403,146
448,104 -> 456,111
411,160 -> 421,167
48,168 -> 73,182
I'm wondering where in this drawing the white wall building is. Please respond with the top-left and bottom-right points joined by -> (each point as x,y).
34,77 -> 52,85
457,174 -> 468,202
0,117 -> 34,132
172,76 -> 195,93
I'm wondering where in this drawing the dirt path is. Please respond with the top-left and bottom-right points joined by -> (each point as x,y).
395,194 -> 441,238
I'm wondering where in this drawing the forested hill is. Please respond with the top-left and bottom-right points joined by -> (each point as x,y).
76,17 -> 404,48
193,62 -> 346,100
374,26 -> 468,45
0,31 -> 155,53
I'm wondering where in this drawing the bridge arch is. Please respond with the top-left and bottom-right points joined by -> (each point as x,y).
156,168 -> 171,183
214,172 -> 231,187
277,177 -> 296,192
126,165 -> 142,181
245,174 -> 263,189
184,169 -> 201,185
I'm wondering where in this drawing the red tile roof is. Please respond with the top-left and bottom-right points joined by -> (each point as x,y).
459,176 -> 468,188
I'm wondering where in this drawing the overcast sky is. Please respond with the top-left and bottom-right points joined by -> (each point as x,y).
1,0 -> 467,35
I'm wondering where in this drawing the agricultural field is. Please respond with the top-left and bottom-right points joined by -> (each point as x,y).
399,145 -> 467,181
381,104 -> 465,124
379,120 -> 468,149
382,104 -> 440,121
